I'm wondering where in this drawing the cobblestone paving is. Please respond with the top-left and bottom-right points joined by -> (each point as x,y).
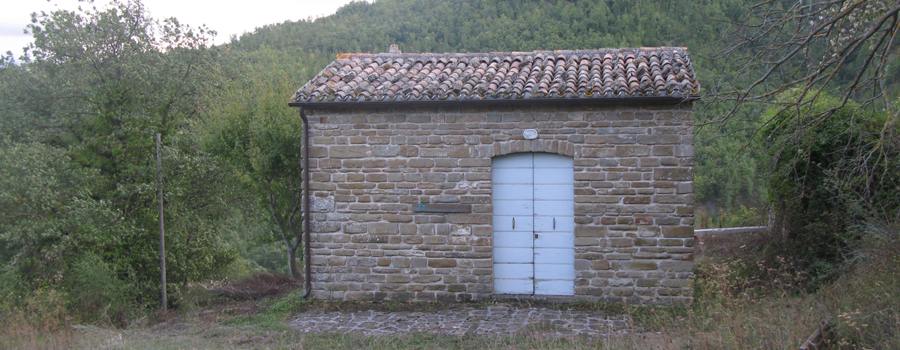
290,305 -> 633,337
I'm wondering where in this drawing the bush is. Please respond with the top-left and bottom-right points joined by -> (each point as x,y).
694,229 -> 811,300
248,242 -> 288,273
0,288 -> 79,349
695,205 -> 766,229
64,252 -> 133,326
756,91 -> 900,284
823,222 -> 900,348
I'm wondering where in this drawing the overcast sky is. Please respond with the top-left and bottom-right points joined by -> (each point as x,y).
1,0 -> 362,55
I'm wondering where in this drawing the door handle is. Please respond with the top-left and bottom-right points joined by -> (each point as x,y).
534,233 -> 539,239
512,217 -> 515,230
553,218 -> 556,230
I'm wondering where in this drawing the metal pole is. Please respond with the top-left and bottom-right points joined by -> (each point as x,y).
301,108 -> 311,297
156,133 -> 167,312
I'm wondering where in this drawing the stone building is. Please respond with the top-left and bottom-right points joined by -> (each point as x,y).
288,48 -> 699,304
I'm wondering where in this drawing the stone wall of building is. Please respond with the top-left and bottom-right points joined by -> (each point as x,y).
304,101 -> 695,304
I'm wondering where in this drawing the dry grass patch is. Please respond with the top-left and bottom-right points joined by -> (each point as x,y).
7,224 -> 900,349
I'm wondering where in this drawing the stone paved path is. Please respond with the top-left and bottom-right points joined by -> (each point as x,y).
290,305 -> 633,337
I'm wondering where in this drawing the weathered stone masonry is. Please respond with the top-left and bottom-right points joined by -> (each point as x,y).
305,102 -> 695,304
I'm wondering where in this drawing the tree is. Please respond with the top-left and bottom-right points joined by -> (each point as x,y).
1,0 -> 238,306
205,69 -> 306,278
713,0 -> 900,279
714,0 -> 899,172
0,142 -> 121,290
762,91 -> 895,246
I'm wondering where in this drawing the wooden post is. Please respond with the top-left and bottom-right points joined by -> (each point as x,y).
156,133 -> 167,312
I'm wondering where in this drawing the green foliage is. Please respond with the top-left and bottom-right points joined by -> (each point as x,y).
269,289 -> 311,314
248,242 -> 288,273
697,205 -> 766,229
0,0 -> 242,316
235,0 -> 743,55
825,222 -> 900,348
693,102 -> 765,216
0,142 -> 122,291
757,90 -> 899,274
204,64 -> 306,278
64,253 -> 132,326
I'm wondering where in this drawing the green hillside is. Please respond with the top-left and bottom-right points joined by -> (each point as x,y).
229,0 -> 760,215
233,0 -> 744,87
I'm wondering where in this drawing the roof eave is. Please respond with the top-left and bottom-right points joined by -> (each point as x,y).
288,95 -> 700,109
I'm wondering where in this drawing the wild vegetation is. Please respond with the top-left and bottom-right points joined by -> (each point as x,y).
3,223 -> 897,348
1,0 -> 898,348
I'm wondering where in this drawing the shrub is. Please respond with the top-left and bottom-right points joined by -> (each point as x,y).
64,252 -> 133,326
756,90 -> 899,284
694,229 -> 811,300
824,222 -> 900,348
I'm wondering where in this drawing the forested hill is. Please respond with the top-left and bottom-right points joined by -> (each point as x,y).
230,0 -> 746,84
228,0 -> 760,216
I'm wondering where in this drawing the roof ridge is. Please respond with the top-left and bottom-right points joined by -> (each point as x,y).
296,47 -> 699,104
335,47 -> 690,60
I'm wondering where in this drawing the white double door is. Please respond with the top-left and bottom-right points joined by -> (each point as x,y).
492,153 -> 575,296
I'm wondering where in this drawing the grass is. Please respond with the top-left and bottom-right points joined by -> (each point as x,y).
3,225 -> 898,349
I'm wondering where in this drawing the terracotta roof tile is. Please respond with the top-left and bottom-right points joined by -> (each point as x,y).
291,48 -> 699,103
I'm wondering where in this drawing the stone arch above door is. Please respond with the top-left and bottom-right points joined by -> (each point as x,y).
490,140 -> 576,158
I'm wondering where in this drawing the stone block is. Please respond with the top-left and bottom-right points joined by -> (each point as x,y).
575,238 -> 600,246
330,145 -> 372,158
654,168 -> 693,181
410,258 -> 428,268
386,275 -> 411,283
575,225 -> 607,238
674,145 -> 694,157
621,261 -> 657,270
374,145 -> 400,156
448,214 -> 490,224
616,145 -> 649,157
659,239 -> 684,246
413,275 -> 442,283
652,145 -> 674,156
399,145 -> 418,157
407,159 -> 438,169
575,259 -> 591,270
591,260 -> 611,270
634,217 -> 653,226
420,148 -> 448,157
574,172 -> 605,181
662,226 -> 693,238
447,284 -> 467,292
459,158 -> 491,167
624,196 -> 651,204
365,173 -> 388,182
608,238 -> 634,247
659,261 -> 693,272
660,279 -> 692,288
368,222 -> 399,235
448,145 -> 475,158
427,259 -> 457,268
637,278 -> 660,287
612,287 -> 635,296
